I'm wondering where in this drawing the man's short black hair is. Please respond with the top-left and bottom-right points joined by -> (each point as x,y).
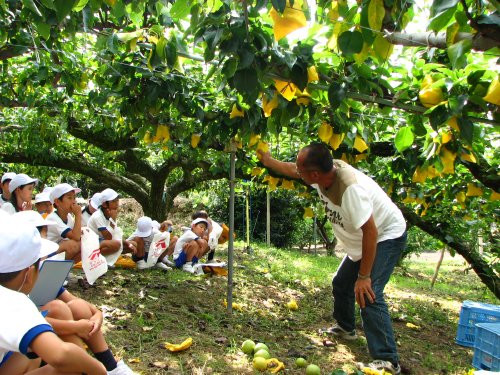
302,143 -> 333,173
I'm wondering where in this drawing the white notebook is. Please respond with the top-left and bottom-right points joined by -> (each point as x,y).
29,260 -> 74,307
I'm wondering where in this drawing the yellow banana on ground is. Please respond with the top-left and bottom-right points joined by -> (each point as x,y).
164,337 -> 193,352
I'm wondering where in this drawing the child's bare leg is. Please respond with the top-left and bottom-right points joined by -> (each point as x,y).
0,352 -> 41,375
66,299 -> 107,353
166,236 -> 178,256
42,300 -> 84,348
59,240 -> 81,263
99,240 -> 121,256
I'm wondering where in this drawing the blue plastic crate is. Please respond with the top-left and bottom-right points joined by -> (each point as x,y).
456,300 -> 500,347
472,323 -> 500,371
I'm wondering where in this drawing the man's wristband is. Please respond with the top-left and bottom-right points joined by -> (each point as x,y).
358,273 -> 371,280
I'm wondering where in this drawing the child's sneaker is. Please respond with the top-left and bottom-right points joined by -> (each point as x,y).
136,260 -> 148,270
155,262 -> 172,271
162,256 -> 175,267
182,263 -> 195,273
325,324 -> 358,340
108,359 -> 138,374
356,360 -> 401,375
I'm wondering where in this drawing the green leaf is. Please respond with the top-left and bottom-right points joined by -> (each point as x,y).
429,6 -> 456,32
395,126 -> 414,153
360,5 -> 375,45
428,104 -> 449,130
238,47 -> 255,70
171,0 -> 192,19
54,0 -> 76,21
291,63 -> 307,91
430,0 -> 459,17
165,40 -> 177,68
338,31 -> 363,56
222,58 -> 237,79
457,117 -> 474,145
156,36 -> 167,61
35,22 -> 51,40
22,0 -> 43,17
447,39 -> 472,69
233,68 -> 259,104
271,0 -> 286,14
40,0 -> 55,9
368,0 -> 385,31
328,82 -> 346,111
73,0 -> 89,12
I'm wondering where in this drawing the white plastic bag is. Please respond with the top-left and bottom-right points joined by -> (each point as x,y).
145,231 -> 170,268
81,227 -> 108,285
103,224 -> 123,267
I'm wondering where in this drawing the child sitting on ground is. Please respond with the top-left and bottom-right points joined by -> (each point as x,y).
127,216 -> 171,271
0,213 -> 107,375
34,188 -> 53,218
81,192 -> 102,227
192,211 -> 224,261
173,218 -> 210,273
1,173 -> 38,215
0,172 -> 15,207
45,183 -> 83,263
87,188 -> 136,265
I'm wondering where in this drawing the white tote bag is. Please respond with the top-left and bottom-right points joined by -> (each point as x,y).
145,231 -> 170,268
102,224 -> 124,267
81,227 -> 108,285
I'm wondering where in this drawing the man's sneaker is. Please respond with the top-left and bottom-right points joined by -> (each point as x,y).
108,359 -> 139,375
325,324 -> 358,340
182,263 -> 195,273
357,360 -> 401,375
136,260 -> 148,270
155,262 -> 172,271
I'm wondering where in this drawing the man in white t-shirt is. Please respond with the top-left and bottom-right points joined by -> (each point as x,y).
258,143 -> 406,375
0,213 -> 107,374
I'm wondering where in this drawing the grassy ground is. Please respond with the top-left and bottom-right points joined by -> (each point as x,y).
69,241 -> 497,375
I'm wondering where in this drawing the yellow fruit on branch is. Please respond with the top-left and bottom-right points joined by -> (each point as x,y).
229,103 -> 245,119
269,1 -> 307,41
303,207 -> 314,218
318,122 -> 333,143
353,136 -> 369,153
419,86 -> 444,108
329,133 -> 344,150
483,76 -> 500,106
273,79 -> 297,101
191,133 -> 201,148
466,183 -> 483,197
262,92 -> 279,117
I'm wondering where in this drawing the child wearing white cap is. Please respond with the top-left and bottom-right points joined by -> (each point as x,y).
0,172 -> 16,207
34,189 -> 54,218
0,213 -> 107,375
1,173 -> 38,215
45,183 -> 83,263
88,188 -> 136,264
127,216 -> 172,271
172,218 -> 210,273
81,192 -> 102,226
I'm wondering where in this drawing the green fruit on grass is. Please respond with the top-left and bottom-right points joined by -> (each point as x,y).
295,357 -> 307,368
254,343 -> 269,352
306,364 -> 321,375
252,357 -> 268,371
254,349 -> 271,359
241,339 -> 255,354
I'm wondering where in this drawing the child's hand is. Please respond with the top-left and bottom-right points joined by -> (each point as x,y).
71,203 -> 82,217
89,312 -> 103,336
22,200 -> 32,211
75,319 -> 95,340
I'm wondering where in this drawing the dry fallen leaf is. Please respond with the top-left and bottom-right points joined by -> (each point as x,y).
128,358 -> 141,363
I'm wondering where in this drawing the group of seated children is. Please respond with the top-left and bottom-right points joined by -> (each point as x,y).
0,211 -> 137,374
0,172 -> 227,274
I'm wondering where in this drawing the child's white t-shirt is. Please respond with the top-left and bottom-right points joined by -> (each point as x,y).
46,211 -> 75,244
87,209 -> 111,241
173,230 -> 198,260
0,285 -> 54,364
0,202 -> 16,215
81,207 -> 92,227
0,195 -> 8,208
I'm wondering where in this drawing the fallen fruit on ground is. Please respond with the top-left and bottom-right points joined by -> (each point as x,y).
254,343 -> 269,352
241,339 -> 255,354
253,357 -> 268,371
295,357 -> 307,367
254,349 -> 271,359
306,363 -> 321,375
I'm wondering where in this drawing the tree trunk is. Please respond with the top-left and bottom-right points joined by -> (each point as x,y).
399,205 -> 500,299
316,216 -> 337,256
